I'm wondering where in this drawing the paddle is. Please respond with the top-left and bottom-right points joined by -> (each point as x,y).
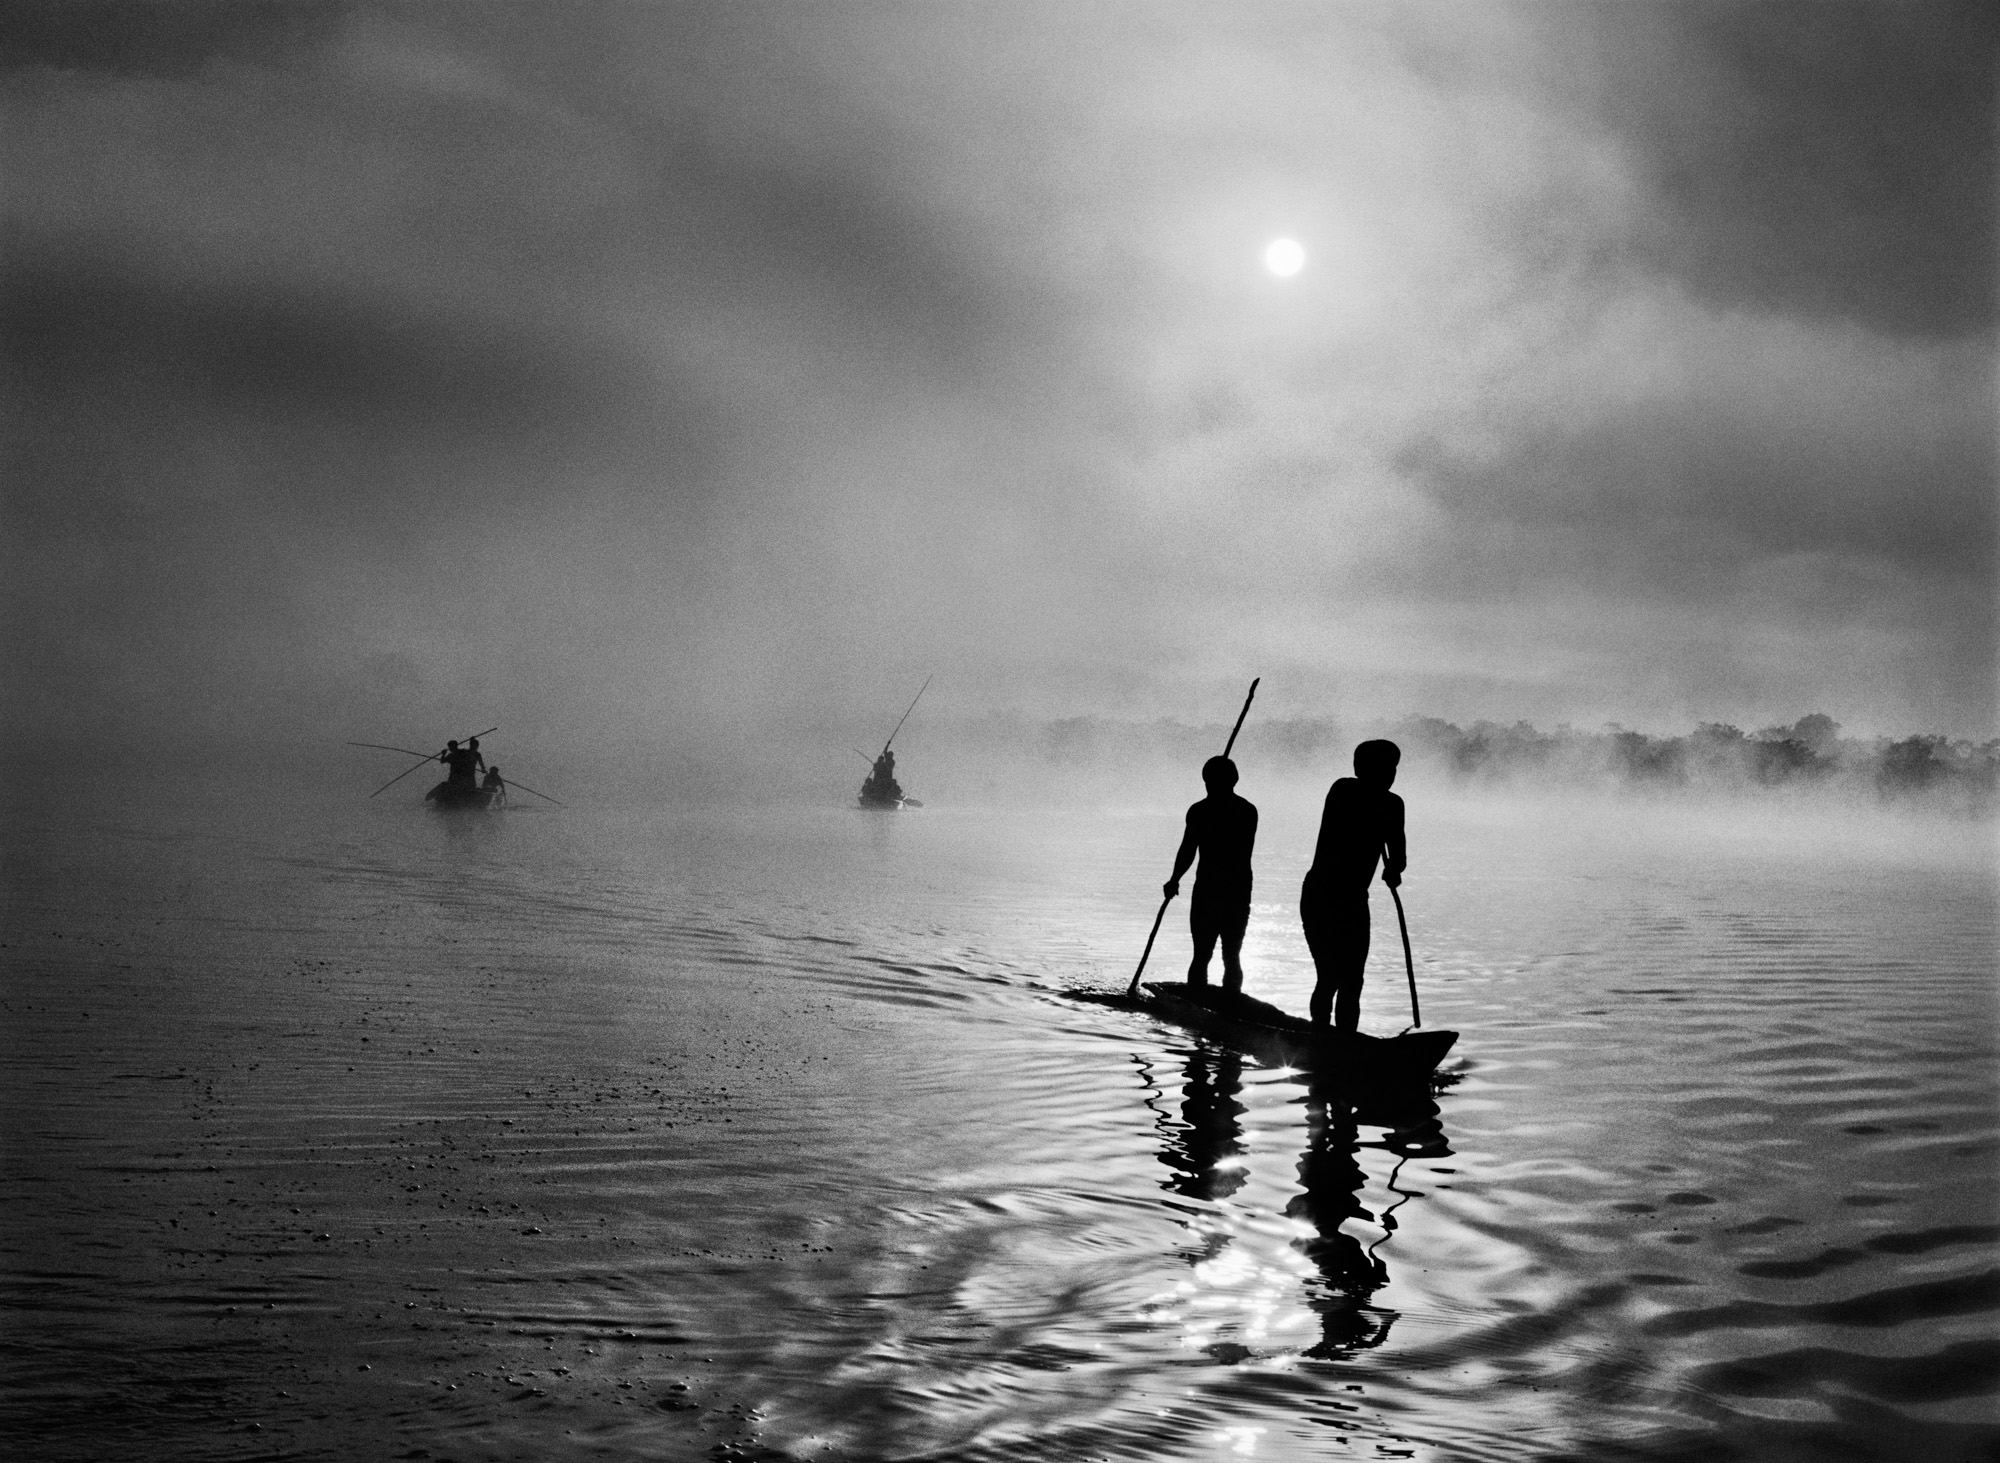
1390,883 -> 1421,1028
347,741 -> 435,759
369,757 -> 439,798
1126,678 -> 1259,998
1222,679 -> 1258,760
495,777 -> 564,808
878,675 -> 931,758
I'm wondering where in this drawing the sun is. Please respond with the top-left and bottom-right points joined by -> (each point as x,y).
1263,237 -> 1306,278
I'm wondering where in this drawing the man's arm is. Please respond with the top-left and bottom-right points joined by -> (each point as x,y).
1382,793 -> 1407,888
1164,807 -> 1200,897
1308,782 -> 1339,875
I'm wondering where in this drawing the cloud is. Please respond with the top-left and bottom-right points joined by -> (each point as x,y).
1562,0 -> 1996,340
1400,295 -> 1993,582
4,1 -> 1992,758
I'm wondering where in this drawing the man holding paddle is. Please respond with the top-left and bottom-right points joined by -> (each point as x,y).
1163,755 -> 1259,991
438,738 -> 483,787
1301,739 -> 1406,1033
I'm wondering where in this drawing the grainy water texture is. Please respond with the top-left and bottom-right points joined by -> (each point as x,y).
3,779 -> 1995,1461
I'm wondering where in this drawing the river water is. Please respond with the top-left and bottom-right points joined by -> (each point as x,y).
3,779 -> 1995,1461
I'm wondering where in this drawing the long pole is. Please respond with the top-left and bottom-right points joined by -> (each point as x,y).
1390,884 -> 1421,1028
369,756 -> 437,798
1126,896 -> 1174,999
1222,677 -> 1259,758
347,741 -> 435,759
499,778 -> 565,807
1127,677 -> 1259,999
880,675 -> 932,755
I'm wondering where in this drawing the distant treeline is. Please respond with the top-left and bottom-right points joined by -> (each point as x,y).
1025,712 -> 1998,811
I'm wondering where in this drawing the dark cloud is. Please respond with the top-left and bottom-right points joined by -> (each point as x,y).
4,243 -> 654,451
1400,377 -> 1994,584
1,0 -> 341,79
1575,0 -> 1995,339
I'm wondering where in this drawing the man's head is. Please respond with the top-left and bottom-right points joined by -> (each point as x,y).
1201,755 -> 1239,792
469,738 -> 480,749
1353,739 -> 1400,788
447,740 -> 459,750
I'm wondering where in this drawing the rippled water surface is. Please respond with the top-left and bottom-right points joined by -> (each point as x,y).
4,784 -> 1995,1461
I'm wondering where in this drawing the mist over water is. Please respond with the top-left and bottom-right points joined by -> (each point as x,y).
3,770 -> 1993,1461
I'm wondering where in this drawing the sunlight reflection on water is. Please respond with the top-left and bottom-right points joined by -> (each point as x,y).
2,787 -> 1994,1461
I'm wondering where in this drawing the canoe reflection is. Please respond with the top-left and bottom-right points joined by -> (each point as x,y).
1151,1045 -> 1451,1359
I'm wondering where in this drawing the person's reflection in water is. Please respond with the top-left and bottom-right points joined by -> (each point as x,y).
1286,1081 -> 1450,1358
1140,1049 -> 1454,1362
1158,1047 -> 1247,1203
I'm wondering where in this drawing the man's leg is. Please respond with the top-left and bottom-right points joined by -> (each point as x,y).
1305,896 -> 1368,1030
1332,958 -> 1364,1033
1219,905 -> 1248,992
1187,908 -> 1218,985
1304,916 -> 1333,1025
1331,900 -> 1369,1033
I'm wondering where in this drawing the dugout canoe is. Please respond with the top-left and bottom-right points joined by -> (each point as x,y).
425,781 -> 496,812
1136,981 -> 1457,1081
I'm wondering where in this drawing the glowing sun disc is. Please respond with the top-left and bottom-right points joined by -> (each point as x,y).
1263,238 -> 1306,277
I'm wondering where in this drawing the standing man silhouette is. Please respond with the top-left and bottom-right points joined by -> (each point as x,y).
1164,755 -> 1258,990
439,740 -> 481,787
1301,740 -> 1405,1032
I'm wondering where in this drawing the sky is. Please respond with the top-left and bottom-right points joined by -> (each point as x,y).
5,0 -> 1994,766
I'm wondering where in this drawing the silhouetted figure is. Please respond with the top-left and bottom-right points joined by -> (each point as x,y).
426,739 -> 491,807
439,739 -> 481,786
1301,740 -> 1405,1032
1287,1094 -> 1396,1356
1165,755 -> 1258,990
482,765 -> 506,807
1159,1049 -> 1248,1202
858,749 -> 903,808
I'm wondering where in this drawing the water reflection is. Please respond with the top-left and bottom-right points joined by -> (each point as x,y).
1288,1083 -> 1447,1358
1148,1043 -> 1454,1362
433,805 -> 503,842
1157,1048 -> 1249,1202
